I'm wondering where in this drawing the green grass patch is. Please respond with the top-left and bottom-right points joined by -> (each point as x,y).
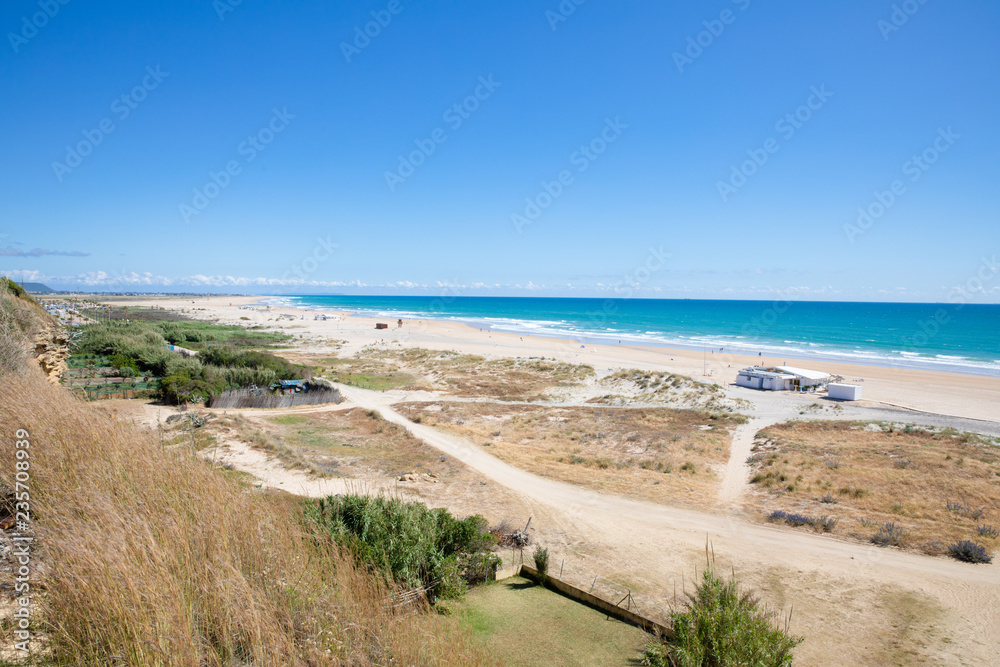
452,576 -> 649,666
333,371 -> 416,391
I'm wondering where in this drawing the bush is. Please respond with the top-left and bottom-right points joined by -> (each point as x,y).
872,522 -> 906,547
812,516 -> 838,533
947,540 -> 992,564
306,494 -> 496,597
644,568 -> 802,667
533,546 -> 549,583
768,511 -> 837,533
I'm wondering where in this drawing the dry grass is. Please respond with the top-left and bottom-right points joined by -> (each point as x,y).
207,412 -> 335,477
0,281 -> 45,376
394,402 -> 739,508
260,409 -> 464,481
745,420 -> 1000,557
0,364 -> 495,665
312,357 -> 421,392
308,349 -> 594,401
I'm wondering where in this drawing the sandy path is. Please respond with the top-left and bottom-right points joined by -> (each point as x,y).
717,416 -> 779,507
335,382 -> 999,666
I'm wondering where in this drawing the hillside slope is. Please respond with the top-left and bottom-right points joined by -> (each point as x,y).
0,287 -> 492,665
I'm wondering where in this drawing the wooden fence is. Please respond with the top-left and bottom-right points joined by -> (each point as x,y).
208,386 -> 341,409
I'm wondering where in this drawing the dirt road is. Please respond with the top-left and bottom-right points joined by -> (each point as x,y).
335,383 -> 999,666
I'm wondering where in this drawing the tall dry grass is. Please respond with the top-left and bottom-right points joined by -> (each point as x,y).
0,364 -> 494,665
0,280 -> 41,376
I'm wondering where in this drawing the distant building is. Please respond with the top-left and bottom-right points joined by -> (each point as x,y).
828,383 -> 863,401
736,365 -> 830,392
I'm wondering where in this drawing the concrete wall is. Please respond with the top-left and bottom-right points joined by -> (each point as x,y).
514,564 -> 672,638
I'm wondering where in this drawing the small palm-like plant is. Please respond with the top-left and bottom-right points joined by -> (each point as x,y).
532,546 -> 549,584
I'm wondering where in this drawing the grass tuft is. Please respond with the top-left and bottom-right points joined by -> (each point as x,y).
975,525 -> 999,539
871,522 -> 906,547
947,540 -> 993,564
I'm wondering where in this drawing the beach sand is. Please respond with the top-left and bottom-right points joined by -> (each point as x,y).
101,294 -> 999,423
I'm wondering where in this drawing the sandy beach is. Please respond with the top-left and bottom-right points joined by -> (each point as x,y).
103,294 -> 1000,423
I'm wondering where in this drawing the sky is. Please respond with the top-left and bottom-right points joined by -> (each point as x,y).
1,0 -> 998,302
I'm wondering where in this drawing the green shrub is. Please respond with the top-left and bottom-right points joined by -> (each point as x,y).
532,546 -> 549,583
644,568 -> 801,667
305,495 -> 495,597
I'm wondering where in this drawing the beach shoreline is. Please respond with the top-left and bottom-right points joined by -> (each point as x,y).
259,294 -> 1000,378
86,294 -> 1000,423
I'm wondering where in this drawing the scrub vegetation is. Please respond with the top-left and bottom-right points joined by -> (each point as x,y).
747,420 -> 1000,558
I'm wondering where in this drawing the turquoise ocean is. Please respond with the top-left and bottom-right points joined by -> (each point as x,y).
272,296 -> 1000,377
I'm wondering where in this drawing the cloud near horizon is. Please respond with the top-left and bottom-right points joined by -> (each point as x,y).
2,268 -> 997,302
0,245 -> 90,258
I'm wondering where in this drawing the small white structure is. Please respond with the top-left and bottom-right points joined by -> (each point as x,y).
770,366 -> 830,389
828,383 -> 863,401
736,366 -> 830,392
736,367 -> 796,391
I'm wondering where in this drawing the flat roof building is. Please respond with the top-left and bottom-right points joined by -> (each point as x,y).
736,365 -> 830,392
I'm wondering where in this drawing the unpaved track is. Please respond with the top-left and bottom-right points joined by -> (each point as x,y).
336,383 -> 999,666
717,416 -> 780,506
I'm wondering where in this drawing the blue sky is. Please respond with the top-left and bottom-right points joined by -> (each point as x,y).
1,0 -> 998,301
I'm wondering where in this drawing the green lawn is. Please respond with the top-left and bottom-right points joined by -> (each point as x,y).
452,576 -> 650,666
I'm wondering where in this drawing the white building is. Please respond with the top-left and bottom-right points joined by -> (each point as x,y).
736,366 -> 830,392
828,383 -> 863,400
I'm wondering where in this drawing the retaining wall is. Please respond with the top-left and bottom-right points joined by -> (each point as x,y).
502,564 -> 672,638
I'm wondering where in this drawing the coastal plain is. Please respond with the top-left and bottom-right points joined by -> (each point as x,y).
95,294 -> 1000,667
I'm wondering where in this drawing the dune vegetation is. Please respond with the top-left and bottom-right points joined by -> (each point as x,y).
68,317 -> 304,404
0,283 -> 494,665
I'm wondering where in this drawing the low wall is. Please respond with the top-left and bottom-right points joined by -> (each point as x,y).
512,564 -> 672,638
209,387 -> 341,409
494,564 -> 522,581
